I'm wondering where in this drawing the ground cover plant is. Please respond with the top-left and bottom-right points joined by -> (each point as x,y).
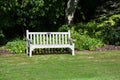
0,50 -> 120,80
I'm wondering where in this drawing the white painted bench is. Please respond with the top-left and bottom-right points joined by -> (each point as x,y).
26,30 -> 75,57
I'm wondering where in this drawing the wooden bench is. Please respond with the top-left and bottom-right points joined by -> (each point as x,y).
26,30 -> 75,57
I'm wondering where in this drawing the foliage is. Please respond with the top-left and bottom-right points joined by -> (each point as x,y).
97,14 -> 120,27
71,28 -> 104,50
0,30 -> 7,45
95,0 -> 120,18
0,0 -> 67,40
75,35 -> 103,50
0,0 -> 44,28
96,14 -> 120,45
0,0 -> 44,38
43,0 -> 65,25
59,25 -> 104,50
71,14 -> 120,46
6,39 -> 26,54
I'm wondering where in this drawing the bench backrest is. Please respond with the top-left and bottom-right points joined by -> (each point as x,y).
26,30 -> 71,45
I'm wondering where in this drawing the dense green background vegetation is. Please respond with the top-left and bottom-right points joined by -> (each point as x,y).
0,0 -> 120,53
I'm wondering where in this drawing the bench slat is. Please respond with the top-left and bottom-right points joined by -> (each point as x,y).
28,32 -> 69,34
50,34 -> 51,44
55,34 -> 57,45
58,34 -> 60,44
46,34 -> 49,44
36,34 -> 39,44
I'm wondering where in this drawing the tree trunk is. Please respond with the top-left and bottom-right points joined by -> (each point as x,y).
65,0 -> 79,25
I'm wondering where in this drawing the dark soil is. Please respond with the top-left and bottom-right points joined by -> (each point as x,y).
0,49 -> 12,56
0,45 -> 120,56
94,45 -> 120,51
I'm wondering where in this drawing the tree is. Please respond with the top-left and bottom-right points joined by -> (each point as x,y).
65,0 -> 79,25
0,0 -> 44,39
95,0 -> 120,18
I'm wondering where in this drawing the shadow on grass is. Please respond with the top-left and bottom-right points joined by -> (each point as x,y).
32,48 -> 72,56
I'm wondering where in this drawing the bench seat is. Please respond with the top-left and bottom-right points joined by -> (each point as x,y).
31,44 -> 71,48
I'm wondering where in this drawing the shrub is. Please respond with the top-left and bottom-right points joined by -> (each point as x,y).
59,14 -> 120,50
6,39 -> 26,54
76,35 -> 104,50
97,14 -> 120,45
58,25 -> 70,32
71,30 -> 104,50
59,26 -> 104,50
102,23 -> 120,45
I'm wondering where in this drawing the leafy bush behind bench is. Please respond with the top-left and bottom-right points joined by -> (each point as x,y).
59,25 -> 104,50
6,39 -> 26,54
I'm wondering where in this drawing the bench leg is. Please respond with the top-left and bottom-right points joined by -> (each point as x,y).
72,43 -> 75,56
26,47 -> 29,55
72,48 -> 75,56
29,47 -> 33,57
29,49 -> 32,57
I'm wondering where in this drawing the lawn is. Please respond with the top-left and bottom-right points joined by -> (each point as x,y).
0,50 -> 120,80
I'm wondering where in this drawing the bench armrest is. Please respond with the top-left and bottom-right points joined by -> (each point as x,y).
68,38 -> 75,44
26,39 -> 32,44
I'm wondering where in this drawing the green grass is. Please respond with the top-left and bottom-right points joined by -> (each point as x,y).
0,50 -> 120,80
